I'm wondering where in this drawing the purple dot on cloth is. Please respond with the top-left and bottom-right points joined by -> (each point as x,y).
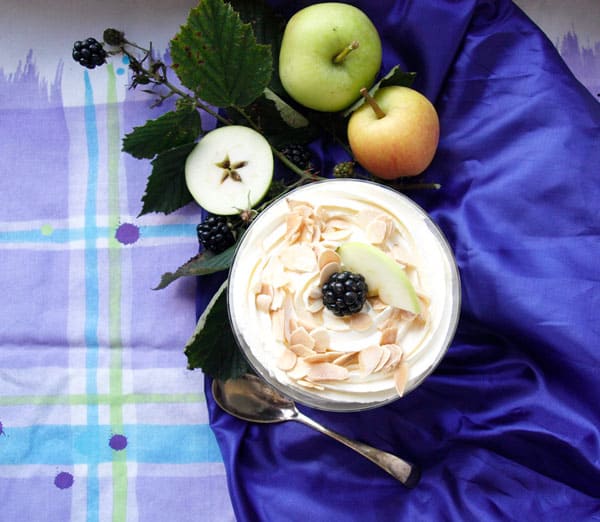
115,223 -> 140,245
109,434 -> 128,451
54,471 -> 74,489
0,420 -> 4,435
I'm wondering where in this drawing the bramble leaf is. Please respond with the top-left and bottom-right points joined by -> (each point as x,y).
154,245 -> 237,290
184,281 -> 251,379
139,142 -> 196,216
170,0 -> 272,107
122,109 -> 202,159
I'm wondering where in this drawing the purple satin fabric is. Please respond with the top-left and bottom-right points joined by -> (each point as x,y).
200,0 -> 600,519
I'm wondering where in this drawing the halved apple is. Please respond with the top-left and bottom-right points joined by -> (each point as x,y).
337,241 -> 421,314
185,125 -> 274,215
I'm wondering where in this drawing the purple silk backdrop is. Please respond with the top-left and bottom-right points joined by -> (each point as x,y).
205,1 -> 600,520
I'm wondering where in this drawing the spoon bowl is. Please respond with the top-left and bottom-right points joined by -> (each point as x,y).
212,374 -> 421,488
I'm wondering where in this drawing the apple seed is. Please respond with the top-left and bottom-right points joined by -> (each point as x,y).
215,154 -> 248,183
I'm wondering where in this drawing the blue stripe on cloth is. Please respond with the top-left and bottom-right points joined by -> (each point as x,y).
0,425 -> 223,465
0,225 -> 196,243
83,70 -> 100,522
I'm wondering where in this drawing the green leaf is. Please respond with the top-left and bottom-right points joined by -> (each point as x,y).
122,109 -> 202,159
343,65 -> 417,117
226,91 -> 318,147
228,0 -> 286,95
139,142 -> 196,216
184,281 -> 251,379
154,244 -> 237,290
170,0 -> 272,107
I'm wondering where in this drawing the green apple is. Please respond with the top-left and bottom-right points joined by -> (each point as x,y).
185,125 -> 273,215
279,3 -> 382,112
347,86 -> 440,178
337,241 -> 421,314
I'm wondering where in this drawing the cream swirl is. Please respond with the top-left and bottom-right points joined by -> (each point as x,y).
228,180 -> 460,411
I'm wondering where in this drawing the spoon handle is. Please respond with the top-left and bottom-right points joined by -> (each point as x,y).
294,411 -> 420,488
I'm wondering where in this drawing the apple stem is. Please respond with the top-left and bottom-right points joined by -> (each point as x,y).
360,87 -> 386,119
333,41 -> 359,64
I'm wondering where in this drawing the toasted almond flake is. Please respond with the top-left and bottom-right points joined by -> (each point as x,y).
260,283 -> 274,298
350,312 -> 373,332
256,293 -> 273,313
289,343 -> 315,357
306,362 -> 349,382
309,327 -> 330,352
286,212 -> 303,237
277,348 -> 297,371
279,244 -> 317,272
270,288 -> 285,311
296,318 -> 316,333
382,343 -> 404,371
296,379 -> 325,391
369,296 -> 387,311
304,352 -> 340,364
380,326 -> 398,345
287,199 -> 312,212
374,345 -> 391,372
357,209 -> 384,229
289,327 -> 315,350
390,243 -> 415,267
366,219 -> 388,244
319,261 -> 341,285
358,345 -> 384,376
394,362 -> 410,397
321,228 -> 352,241
318,249 -> 341,270
333,351 -> 358,367
287,358 -> 310,380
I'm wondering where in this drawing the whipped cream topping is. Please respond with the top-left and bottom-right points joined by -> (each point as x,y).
228,180 -> 460,410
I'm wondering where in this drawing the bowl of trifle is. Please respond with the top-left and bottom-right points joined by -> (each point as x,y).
227,179 -> 461,412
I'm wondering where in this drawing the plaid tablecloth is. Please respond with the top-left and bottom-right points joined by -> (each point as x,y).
1,0 -> 598,521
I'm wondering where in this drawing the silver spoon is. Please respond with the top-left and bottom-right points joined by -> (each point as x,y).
211,373 -> 420,488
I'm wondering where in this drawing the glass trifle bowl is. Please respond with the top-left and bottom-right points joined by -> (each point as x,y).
227,179 -> 461,412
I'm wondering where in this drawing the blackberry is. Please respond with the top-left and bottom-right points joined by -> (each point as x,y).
72,38 -> 107,69
196,215 -> 235,254
321,271 -> 368,317
280,144 -> 312,171
333,161 -> 355,178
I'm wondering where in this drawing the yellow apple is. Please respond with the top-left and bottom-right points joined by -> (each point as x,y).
347,86 -> 440,178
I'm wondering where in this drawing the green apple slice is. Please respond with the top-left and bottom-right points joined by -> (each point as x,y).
185,125 -> 273,215
337,241 -> 421,314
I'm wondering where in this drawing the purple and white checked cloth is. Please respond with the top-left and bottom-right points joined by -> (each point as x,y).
1,0 -> 598,521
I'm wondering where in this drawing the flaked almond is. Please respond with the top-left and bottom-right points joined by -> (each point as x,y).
286,212 -> 303,238
277,348 -> 297,371
304,352 -> 340,364
287,358 -> 310,380
380,326 -> 398,345
296,379 -> 325,391
256,293 -> 273,313
358,345 -> 384,376
270,288 -> 285,311
321,228 -> 352,241
350,312 -> 373,332
366,219 -> 387,244
318,249 -> 341,270
333,351 -> 358,367
319,261 -> 341,286
260,282 -> 274,298
306,362 -> 349,382
394,362 -> 410,397
374,345 -> 391,372
289,343 -> 315,357
279,244 -> 317,272
309,327 -> 330,352
289,326 -> 315,350
382,343 -> 404,371
322,311 -> 351,331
